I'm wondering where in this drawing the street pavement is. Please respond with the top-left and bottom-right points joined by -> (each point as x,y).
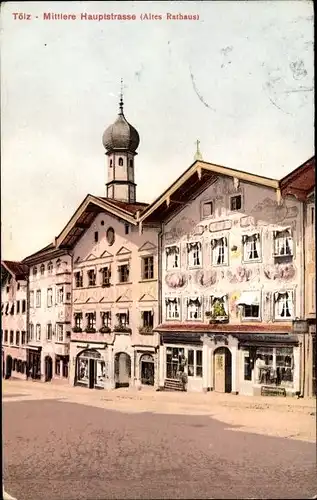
2,380 -> 317,500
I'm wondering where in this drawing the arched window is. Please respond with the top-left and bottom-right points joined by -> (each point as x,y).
33,266 -> 37,276
47,261 -> 53,274
110,159 -> 113,167
118,157 -> 124,166
40,264 -> 45,275
56,258 -> 61,270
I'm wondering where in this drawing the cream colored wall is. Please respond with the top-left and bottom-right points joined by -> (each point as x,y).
304,199 -> 315,318
162,176 -> 303,325
2,274 -> 27,346
28,255 -> 72,357
71,211 -> 159,348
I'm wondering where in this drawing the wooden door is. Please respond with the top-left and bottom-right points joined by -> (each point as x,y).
214,348 -> 226,393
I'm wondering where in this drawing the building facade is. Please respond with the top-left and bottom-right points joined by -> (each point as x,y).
140,160 -> 305,396
1,261 -> 28,379
280,156 -> 315,397
22,246 -> 72,382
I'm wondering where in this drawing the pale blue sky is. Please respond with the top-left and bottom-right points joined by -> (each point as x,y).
1,1 -> 314,260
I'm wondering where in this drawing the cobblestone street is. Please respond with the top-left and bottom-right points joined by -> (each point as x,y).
2,380 -> 317,500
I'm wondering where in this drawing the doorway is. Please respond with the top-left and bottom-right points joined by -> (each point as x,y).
89,358 -> 95,389
115,352 -> 131,388
45,356 -> 53,382
140,354 -> 154,385
213,347 -> 232,393
76,349 -> 104,389
5,355 -> 12,379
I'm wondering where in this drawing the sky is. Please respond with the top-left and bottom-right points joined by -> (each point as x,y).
1,0 -> 314,261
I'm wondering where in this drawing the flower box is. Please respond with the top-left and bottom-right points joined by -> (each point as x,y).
138,325 -> 153,334
113,324 -> 132,334
85,327 -> 96,333
99,326 -> 111,334
72,327 -> 82,333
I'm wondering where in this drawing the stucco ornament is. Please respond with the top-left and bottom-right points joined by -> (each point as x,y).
263,263 -> 296,281
251,198 -> 288,224
165,272 -> 187,289
196,269 -> 217,287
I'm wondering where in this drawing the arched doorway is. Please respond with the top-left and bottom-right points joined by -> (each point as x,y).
45,356 -> 53,382
5,355 -> 12,379
140,354 -> 154,385
213,347 -> 232,393
76,349 -> 105,389
115,352 -> 131,388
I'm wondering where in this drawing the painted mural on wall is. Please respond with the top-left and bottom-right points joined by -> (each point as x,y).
196,269 -> 217,287
251,198 -> 299,225
227,266 -> 252,284
166,216 -> 198,241
263,263 -> 296,281
165,272 -> 187,289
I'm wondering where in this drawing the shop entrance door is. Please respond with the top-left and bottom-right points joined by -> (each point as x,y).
214,347 -> 232,393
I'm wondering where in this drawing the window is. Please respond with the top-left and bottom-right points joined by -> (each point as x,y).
242,234 -> 261,262
243,350 -> 252,381
4,330 -> 8,343
230,194 -> 242,211
273,229 -> 293,257
211,237 -> 228,265
66,292 -> 71,301
94,231 -> 99,243
87,270 -> 96,287
16,301 -> 20,314
36,324 -> 41,341
21,331 -> 26,345
29,323 -> 34,342
187,242 -> 202,268
56,259 -> 61,271
166,246 -> 180,270
274,291 -> 294,320
243,304 -> 260,319
110,159 -> 113,167
47,288 -> 53,307
125,224 -> 129,235
10,303 -> 15,315
40,264 -> 45,275
16,331 -> 20,346
56,324 -> 64,342
74,271 -> 83,288
118,264 -> 129,283
22,299 -> 26,313
237,291 -> 261,320
10,331 -> 14,344
166,347 -> 185,379
142,311 -> 154,328
47,324 -> 53,341
48,261 -> 53,274
142,256 -> 154,280
30,291 -> 34,308
86,312 -> 96,329
101,311 -> 111,327
101,267 -> 111,286
202,201 -> 213,218
74,312 -> 83,329
117,312 -> 128,326
17,283 -> 20,290
187,297 -> 203,320
255,346 -> 294,387
188,349 -> 203,377
36,290 -> 41,307
129,159 -> 133,168
210,295 -> 229,320
33,266 -> 37,277
118,157 -> 124,166
165,297 -> 180,320
56,287 -> 64,304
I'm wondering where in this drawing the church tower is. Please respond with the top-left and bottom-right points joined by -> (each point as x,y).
102,84 -> 140,203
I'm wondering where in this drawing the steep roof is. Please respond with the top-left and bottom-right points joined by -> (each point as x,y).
1,260 -> 29,279
280,156 -> 315,201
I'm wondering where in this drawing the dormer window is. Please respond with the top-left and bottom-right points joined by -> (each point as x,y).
274,291 -> 294,320
186,297 -> 202,320
165,297 -> 180,320
187,242 -> 202,268
211,237 -> 228,266
273,229 -> 293,257
166,245 -> 180,270
242,233 -> 261,262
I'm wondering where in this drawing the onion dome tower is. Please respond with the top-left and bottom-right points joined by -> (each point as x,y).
102,81 -> 140,203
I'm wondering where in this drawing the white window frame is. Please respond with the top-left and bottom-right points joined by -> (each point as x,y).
56,287 -> 64,304
211,237 -> 228,266
165,297 -> 181,320
35,324 -> 41,341
273,229 -> 293,257
74,312 -> 83,329
36,290 -> 41,308
47,288 -> 53,308
56,323 -> 64,342
187,348 -> 203,378
30,291 -> 34,308
47,261 -> 53,274
46,323 -> 53,341
187,241 -> 202,268
141,255 -> 154,280
242,233 -> 261,262
186,297 -> 203,321
273,290 -> 294,321
29,323 -> 34,341
165,245 -> 180,271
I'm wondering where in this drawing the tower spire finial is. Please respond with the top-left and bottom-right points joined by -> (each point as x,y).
119,78 -> 124,115
194,139 -> 203,161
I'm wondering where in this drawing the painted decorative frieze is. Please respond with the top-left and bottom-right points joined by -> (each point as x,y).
165,272 -> 187,289
263,263 -> 296,281
251,198 -> 288,224
196,269 -> 217,287
209,219 -> 232,232
227,266 -> 252,284
165,216 -> 198,241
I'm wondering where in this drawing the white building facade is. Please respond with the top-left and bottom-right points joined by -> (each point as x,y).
140,161 -> 303,396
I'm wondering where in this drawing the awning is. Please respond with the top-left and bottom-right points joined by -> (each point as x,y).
236,291 -> 260,306
234,333 -> 299,347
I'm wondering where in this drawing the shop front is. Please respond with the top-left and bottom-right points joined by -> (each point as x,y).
26,347 -> 42,380
75,349 -> 107,389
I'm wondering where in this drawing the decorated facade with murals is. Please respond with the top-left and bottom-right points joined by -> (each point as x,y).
139,157 -> 313,396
